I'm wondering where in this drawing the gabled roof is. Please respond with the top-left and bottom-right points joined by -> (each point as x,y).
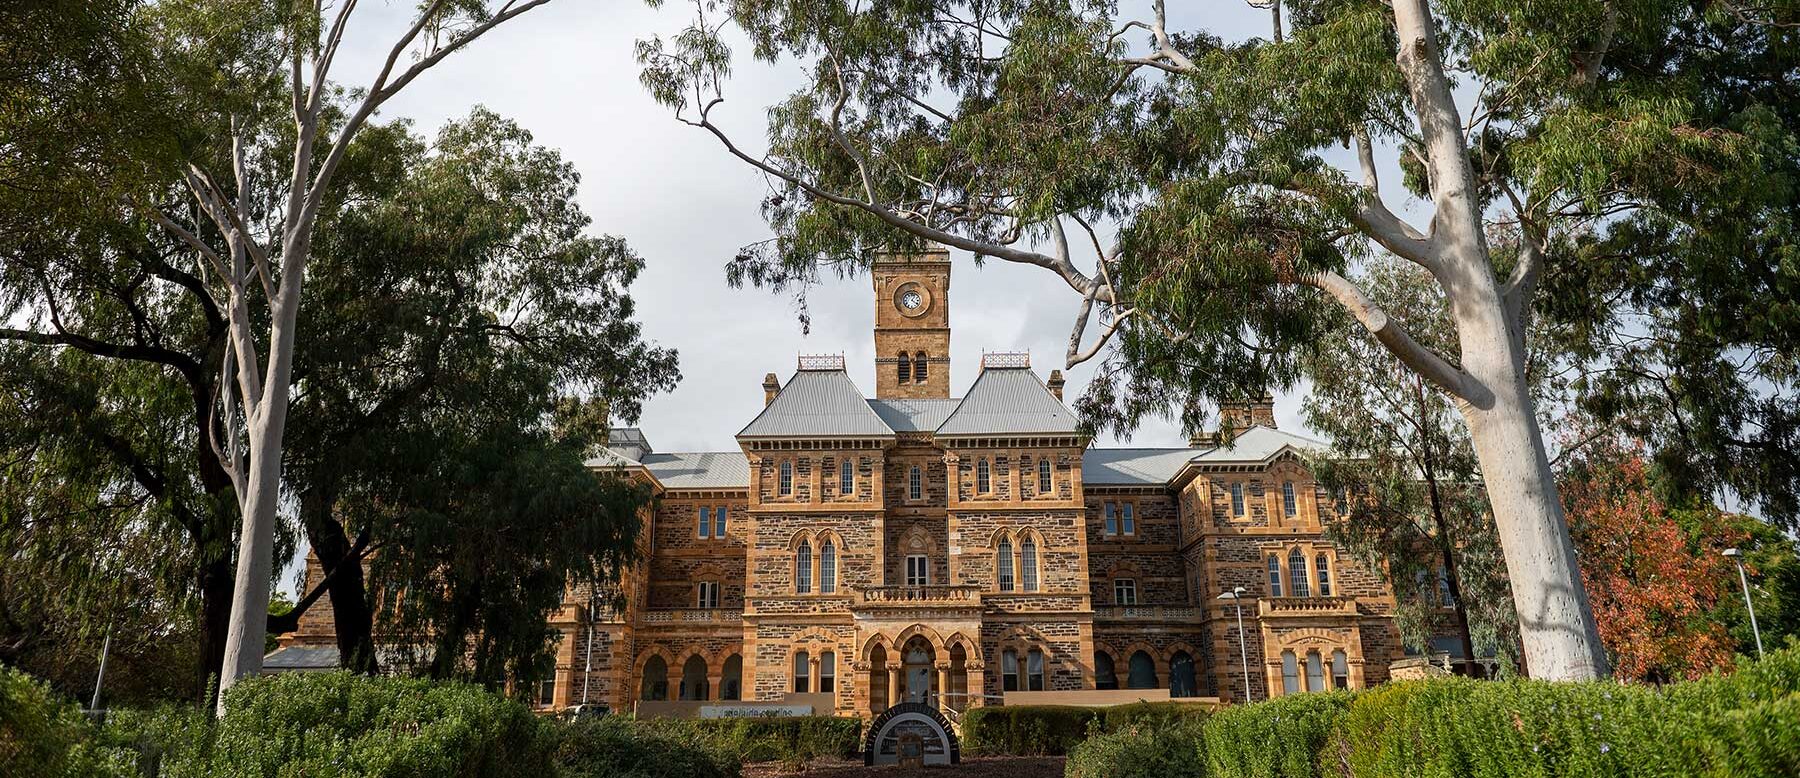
866,398 -> 962,432
639,451 -> 749,489
738,369 -> 894,439
1192,426 -> 1325,463
1082,448 -> 1198,486
935,367 -> 1079,437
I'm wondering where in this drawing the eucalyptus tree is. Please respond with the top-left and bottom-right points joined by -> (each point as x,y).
640,0 -> 1797,679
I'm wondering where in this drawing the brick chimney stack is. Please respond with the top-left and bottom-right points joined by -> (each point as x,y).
763,373 -> 781,406
1046,370 -> 1065,401
1217,396 -> 1277,439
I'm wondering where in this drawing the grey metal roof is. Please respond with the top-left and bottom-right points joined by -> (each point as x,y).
640,452 -> 749,489
1193,426 -> 1326,463
263,645 -> 339,671
738,369 -> 895,438
1082,448 -> 1199,486
867,398 -> 962,432
935,368 -> 1079,436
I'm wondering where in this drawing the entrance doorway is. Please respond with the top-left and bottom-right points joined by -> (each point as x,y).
900,637 -> 936,705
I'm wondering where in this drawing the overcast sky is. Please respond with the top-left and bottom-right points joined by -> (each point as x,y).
276,0 -> 1435,592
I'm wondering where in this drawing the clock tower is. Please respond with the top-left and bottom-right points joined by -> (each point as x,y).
872,246 -> 951,399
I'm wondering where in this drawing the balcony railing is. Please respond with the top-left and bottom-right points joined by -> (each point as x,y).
1093,605 -> 1201,622
852,584 -> 983,608
639,608 -> 744,624
1258,596 -> 1358,618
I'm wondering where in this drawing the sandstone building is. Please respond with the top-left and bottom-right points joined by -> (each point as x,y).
282,247 -> 1421,716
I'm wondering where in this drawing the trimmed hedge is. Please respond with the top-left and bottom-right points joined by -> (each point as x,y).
550,716 -> 737,778
964,701 -> 1213,756
638,715 -> 861,765
0,664 -> 127,778
1205,690 -> 1355,778
1066,717 -> 1208,778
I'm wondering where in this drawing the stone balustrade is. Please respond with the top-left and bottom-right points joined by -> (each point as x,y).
851,584 -> 983,608
1257,596 -> 1358,618
1092,605 -> 1202,622
639,608 -> 744,624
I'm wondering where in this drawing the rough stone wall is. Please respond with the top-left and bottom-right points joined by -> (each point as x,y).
1085,493 -> 1188,605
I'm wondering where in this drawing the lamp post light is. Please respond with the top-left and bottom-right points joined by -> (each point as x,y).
1217,586 -> 1253,703
1722,548 -> 1764,659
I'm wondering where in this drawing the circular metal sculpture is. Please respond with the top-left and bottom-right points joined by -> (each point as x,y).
862,702 -> 960,766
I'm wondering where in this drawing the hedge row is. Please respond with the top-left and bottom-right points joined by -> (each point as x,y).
962,701 -> 1214,755
1065,646 -> 1800,778
0,664 -> 128,778
636,715 -> 862,766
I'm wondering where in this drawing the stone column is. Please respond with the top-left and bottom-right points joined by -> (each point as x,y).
935,661 -> 951,713
887,661 -> 902,706
966,661 -> 986,708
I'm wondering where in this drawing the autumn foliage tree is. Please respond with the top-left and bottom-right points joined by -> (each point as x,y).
1560,437 -> 1744,683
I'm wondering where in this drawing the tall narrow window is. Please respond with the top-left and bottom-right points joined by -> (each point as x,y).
820,540 -> 837,594
1282,481 -> 1298,517
1001,649 -> 1020,692
1121,503 -> 1136,535
696,581 -> 720,609
1103,503 -> 1117,535
1305,650 -> 1325,692
1331,649 -> 1349,689
1316,553 -> 1332,596
1037,459 -> 1052,494
1281,650 -> 1299,695
794,651 -> 811,693
537,676 -> 556,708
1231,482 -> 1246,515
905,555 -> 929,587
1289,548 -> 1311,597
714,506 -> 726,538
819,652 -> 836,693
1026,648 -> 1046,691
779,460 -> 793,496
1094,651 -> 1118,690
1437,564 -> 1454,607
913,351 -> 928,382
1114,578 -> 1137,605
897,352 -> 911,384
697,507 -> 711,538
908,465 -> 922,501
997,539 -> 1015,592
976,458 -> 991,493
1020,538 -> 1038,591
795,543 -> 813,594
840,459 -> 854,496
1267,554 -> 1283,597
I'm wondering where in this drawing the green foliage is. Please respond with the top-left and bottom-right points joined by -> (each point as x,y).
1203,691 -> 1354,778
1096,700 -> 1214,732
0,663 -> 126,778
548,716 -> 738,778
961,705 -> 1101,755
1065,716 -> 1208,778
637,715 -> 860,765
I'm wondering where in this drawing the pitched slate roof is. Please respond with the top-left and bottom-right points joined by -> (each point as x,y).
866,398 -> 963,432
935,367 -> 1079,437
1193,426 -> 1326,463
738,369 -> 894,439
639,452 -> 749,489
1082,448 -> 1199,486
263,645 -> 340,671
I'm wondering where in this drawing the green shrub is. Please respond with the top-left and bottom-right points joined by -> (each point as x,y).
1098,701 -> 1214,733
1066,716 -> 1208,778
1203,690 -> 1353,778
550,716 -> 738,778
0,664 -> 127,778
961,705 -> 1101,755
638,715 -> 861,765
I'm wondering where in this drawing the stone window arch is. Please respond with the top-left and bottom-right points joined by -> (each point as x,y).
819,537 -> 837,594
897,351 -> 911,384
1094,650 -> 1119,690
1288,547 -> 1311,597
1170,650 -> 1198,698
913,351 -> 928,382
1127,650 -> 1157,689
1019,533 -> 1039,591
640,654 -> 670,701
794,535 -> 814,594
976,457 -> 992,494
997,535 -> 1015,592
679,654 -> 709,701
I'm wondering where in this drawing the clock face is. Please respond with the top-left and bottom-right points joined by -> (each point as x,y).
900,290 -> 924,311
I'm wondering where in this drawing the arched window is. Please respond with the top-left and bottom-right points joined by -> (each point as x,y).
1316,553 -> 1332,596
641,655 -> 669,701
1020,537 -> 1039,592
779,460 -> 793,495
1127,650 -> 1157,689
1027,648 -> 1046,691
1280,650 -> 1299,696
1266,554 -> 1283,597
1305,650 -> 1326,692
1289,548 -> 1311,597
897,352 -> 911,384
1282,481 -> 1298,516
793,651 -> 811,693
909,465 -> 922,500
819,651 -> 837,693
1038,459 -> 1052,493
976,457 -> 991,493
1170,651 -> 1197,698
1001,649 -> 1020,692
795,542 -> 813,593
820,540 -> 837,594
1331,649 -> 1349,689
997,538 -> 1015,591
722,654 -> 743,700
1094,651 -> 1118,690
913,351 -> 928,382
680,655 -> 709,701
840,459 -> 854,495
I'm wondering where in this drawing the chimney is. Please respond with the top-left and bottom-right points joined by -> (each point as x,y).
1188,431 -> 1220,448
1217,395 -> 1277,440
1046,369 -> 1065,401
763,373 -> 781,406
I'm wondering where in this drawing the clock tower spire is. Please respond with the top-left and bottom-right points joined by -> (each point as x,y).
872,246 -> 951,399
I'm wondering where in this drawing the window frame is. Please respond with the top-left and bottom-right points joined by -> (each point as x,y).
976,457 -> 991,494
697,506 -> 711,538
793,651 -> 811,693
713,506 -> 726,538
839,458 -> 855,496
696,581 -> 721,609
1231,482 -> 1246,516
1020,537 -> 1038,592
997,538 -> 1015,592
908,465 -> 923,501
1289,548 -> 1311,597
1103,502 -> 1117,536
1026,648 -> 1046,691
1037,459 -> 1053,494
1282,481 -> 1298,517
819,651 -> 836,693
778,460 -> 793,496
1316,553 -> 1332,597
1267,553 -> 1284,597
1001,649 -> 1020,692
819,540 -> 837,594
905,554 -> 929,587
1281,650 -> 1299,695
1113,577 -> 1138,606
1121,502 -> 1136,536
795,543 -> 813,594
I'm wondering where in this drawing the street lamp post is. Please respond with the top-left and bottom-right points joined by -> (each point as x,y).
1217,587 -> 1253,703
1722,548 -> 1764,659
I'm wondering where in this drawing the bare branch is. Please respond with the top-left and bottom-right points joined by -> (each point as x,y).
1350,126 -> 1437,269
